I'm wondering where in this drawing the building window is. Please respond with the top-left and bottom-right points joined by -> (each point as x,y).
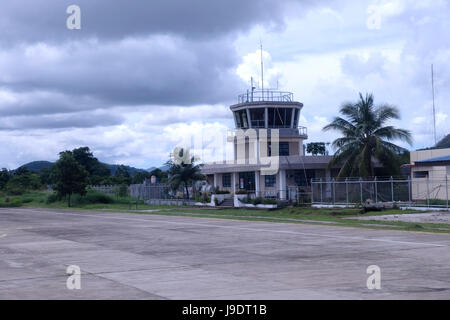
414,171 -> 429,178
267,141 -> 289,156
250,108 -> 265,128
222,173 -> 231,188
234,110 -> 249,128
280,142 -> 289,156
268,108 -> 293,128
265,175 -> 276,188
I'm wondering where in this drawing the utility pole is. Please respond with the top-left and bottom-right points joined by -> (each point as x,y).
431,64 -> 437,146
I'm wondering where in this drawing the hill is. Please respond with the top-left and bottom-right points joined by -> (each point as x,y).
435,134 -> 450,149
16,161 -> 151,176
17,161 -> 53,173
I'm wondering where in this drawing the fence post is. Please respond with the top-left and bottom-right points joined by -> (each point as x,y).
345,178 -> 349,205
374,176 -> 378,203
390,176 -> 394,203
332,178 -> 336,205
426,175 -> 430,207
359,177 -> 363,205
320,178 -> 323,204
408,176 -> 411,207
311,178 -> 314,204
446,175 -> 449,210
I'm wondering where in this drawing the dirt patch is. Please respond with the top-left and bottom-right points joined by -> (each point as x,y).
352,212 -> 450,225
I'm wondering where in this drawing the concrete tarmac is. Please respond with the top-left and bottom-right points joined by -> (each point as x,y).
0,207 -> 449,299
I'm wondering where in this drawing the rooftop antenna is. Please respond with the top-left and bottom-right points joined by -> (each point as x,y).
431,64 -> 437,146
250,77 -> 255,102
260,41 -> 264,99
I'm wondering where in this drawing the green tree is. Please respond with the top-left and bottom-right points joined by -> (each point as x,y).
307,142 -> 327,156
114,165 -> 132,185
0,169 -> 10,190
39,167 -> 53,186
167,149 -> 205,199
323,93 -> 412,178
132,171 -> 151,184
51,152 -> 89,207
5,169 -> 42,195
70,147 -> 110,184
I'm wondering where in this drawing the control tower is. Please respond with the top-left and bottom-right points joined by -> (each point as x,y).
229,89 -> 308,162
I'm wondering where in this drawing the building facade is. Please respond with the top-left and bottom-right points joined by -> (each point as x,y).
201,90 -> 337,201
410,148 -> 450,201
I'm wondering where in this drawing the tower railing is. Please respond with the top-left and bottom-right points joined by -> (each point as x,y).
238,90 -> 294,104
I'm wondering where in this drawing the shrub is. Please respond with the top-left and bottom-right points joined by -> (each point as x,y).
214,190 -> 230,195
252,197 -> 263,205
0,198 -> 22,207
263,198 -> 277,205
239,197 -> 250,204
214,198 -> 219,206
117,184 -> 128,198
84,191 -> 114,204
201,192 -> 211,203
5,180 -> 26,195
46,193 -> 60,204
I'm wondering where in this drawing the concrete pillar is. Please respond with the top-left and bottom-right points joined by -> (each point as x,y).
232,172 -> 237,194
213,174 -> 218,188
255,171 -> 260,197
265,108 -> 268,128
279,169 -> 286,200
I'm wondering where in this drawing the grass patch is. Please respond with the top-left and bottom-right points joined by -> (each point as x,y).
2,191 -> 449,234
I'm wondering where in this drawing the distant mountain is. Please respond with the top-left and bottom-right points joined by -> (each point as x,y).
158,164 -> 170,171
17,161 -> 53,173
103,163 -> 147,176
435,134 -> 450,149
16,161 -> 152,176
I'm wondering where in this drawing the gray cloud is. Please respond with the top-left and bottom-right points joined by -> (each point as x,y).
0,36 -> 244,115
0,112 -> 123,130
0,0 -> 299,45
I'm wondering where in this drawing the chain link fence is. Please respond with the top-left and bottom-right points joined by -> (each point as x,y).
311,177 -> 449,209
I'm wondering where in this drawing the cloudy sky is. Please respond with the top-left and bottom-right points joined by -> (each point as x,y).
1,0 -> 449,169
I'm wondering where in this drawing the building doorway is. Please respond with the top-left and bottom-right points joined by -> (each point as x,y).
239,172 -> 256,191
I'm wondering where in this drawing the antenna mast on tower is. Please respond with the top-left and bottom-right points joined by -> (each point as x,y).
431,64 -> 437,146
260,41 -> 264,99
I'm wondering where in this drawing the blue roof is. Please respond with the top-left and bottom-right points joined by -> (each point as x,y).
418,155 -> 450,163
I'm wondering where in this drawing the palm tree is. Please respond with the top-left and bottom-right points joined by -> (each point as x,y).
323,93 -> 412,178
167,149 -> 205,199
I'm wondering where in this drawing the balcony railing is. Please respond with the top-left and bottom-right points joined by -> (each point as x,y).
238,90 -> 294,104
298,126 -> 308,137
227,126 -> 308,140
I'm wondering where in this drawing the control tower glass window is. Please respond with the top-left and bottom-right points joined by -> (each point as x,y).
235,110 -> 249,128
293,108 -> 299,127
268,108 -> 293,128
250,108 -> 265,128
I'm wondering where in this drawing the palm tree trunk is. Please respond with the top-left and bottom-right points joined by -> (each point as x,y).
185,183 -> 189,200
